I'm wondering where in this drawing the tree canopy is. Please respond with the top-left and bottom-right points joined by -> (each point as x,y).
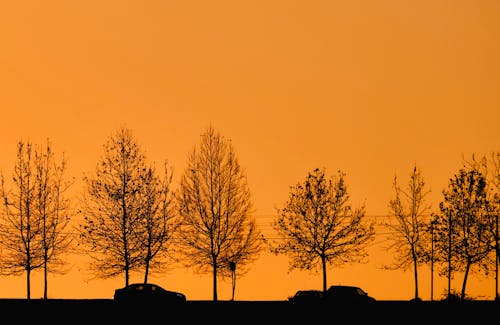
271,167 -> 375,292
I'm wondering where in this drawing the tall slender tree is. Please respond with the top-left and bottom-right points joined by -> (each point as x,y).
428,215 -> 440,301
0,141 -> 41,299
178,125 -> 264,301
271,167 -> 375,292
382,164 -> 431,301
138,161 -> 181,284
33,139 -> 73,299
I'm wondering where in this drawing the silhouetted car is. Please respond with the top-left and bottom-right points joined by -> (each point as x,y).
288,290 -> 325,303
114,283 -> 186,304
325,285 -> 376,303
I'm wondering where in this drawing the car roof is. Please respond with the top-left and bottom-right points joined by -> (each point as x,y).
127,283 -> 150,287
296,290 -> 322,295
328,285 -> 360,289
123,283 -> 164,289
127,283 -> 160,286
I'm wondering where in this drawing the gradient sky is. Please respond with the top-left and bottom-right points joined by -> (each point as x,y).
0,1 -> 499,301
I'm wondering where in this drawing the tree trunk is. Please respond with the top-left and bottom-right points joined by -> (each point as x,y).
496,213 -> 499,300
322,255 -> 327,292
213,262 -> 218,301
430,226 -> 435,301
144,255 -> 150,284
461,262 -> 471,300
413,255 -> 419,300
231,271 -> 236,301
26,268 -> 31,300
44,257 -> 48,299
447,213 -> 452,299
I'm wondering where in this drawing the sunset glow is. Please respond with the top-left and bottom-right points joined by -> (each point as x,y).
0,1 -> 499,301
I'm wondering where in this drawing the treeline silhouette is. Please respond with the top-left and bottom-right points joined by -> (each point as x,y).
0,125 -> 498,302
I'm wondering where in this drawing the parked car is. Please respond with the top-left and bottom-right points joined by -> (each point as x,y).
288,290 -> 325,303
324,285 -> 376,303
114,283 -> 186,303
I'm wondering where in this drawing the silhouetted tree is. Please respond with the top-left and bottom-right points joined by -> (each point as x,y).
428,215 -> 440,301
138,161 -> 181,283
463,151 -> 500,300
381,164 -> 431,301
270,167 -> 375,292
33,139 -> 73,299
178,125 -> 264,301
0,141 -> 41,300
433,168 -> 493,300
79,127 -> 178,286
0,140 -> 72,299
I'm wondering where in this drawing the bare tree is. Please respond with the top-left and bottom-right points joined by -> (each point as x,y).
0,141 -> 41,299
79,127 -> 178,286
178,125 -> 264,301
270,167 -> 375,292
138,161 -> 181,284
33,139 -> 73,299
434,168 -> 493,300
428,215 -> 440,301
382,164 -> 431,301
0,139 -> 72,299
463,151 -> 500,300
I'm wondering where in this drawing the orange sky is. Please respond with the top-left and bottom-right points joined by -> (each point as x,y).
0,1 -> 499,301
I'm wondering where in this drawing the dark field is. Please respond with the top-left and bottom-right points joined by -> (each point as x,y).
0,299 -> 498,323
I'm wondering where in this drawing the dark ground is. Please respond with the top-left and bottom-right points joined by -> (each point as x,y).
0,299 -> 498,323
